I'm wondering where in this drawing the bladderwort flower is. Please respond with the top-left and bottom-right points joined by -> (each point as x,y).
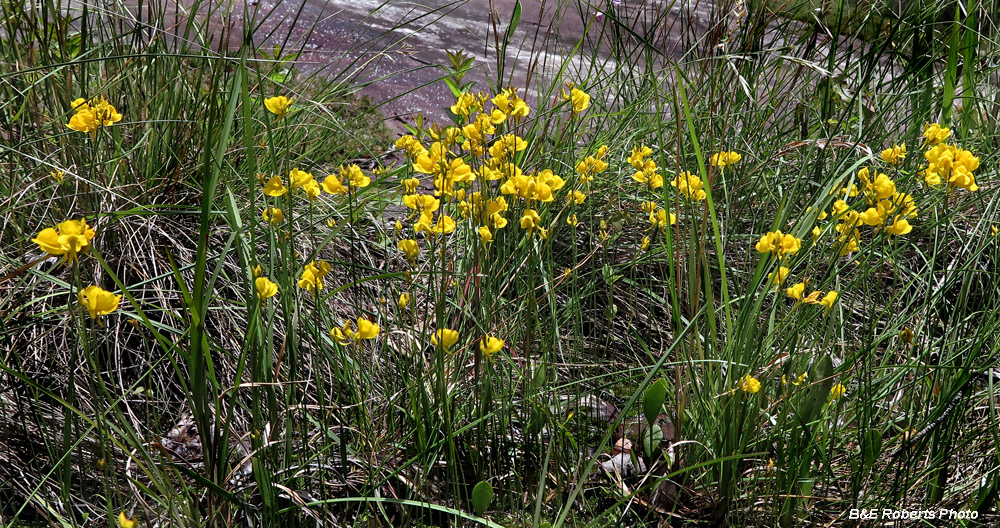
78,285 -> 121,320
66,97 -> 123,134
118,512 -> 137,528
432,328 -> 460,349
263,176 -> 288,197
262,207 -> 283,226
671,171 -> 707,201
738,374 -> 761,394
881,144 -> 906,166
479,336 -> 504,360
264,95 -> 293,119
755,230 -> 801,260
298,260 -> 331,293
829,383 -> 847,400
818,291 -> 838,314
710,151 -> 741,169
331,317 -> 380,344
398,292 -> 410,310
562,85 -> 590,115
255,277 -> 278,302
398,239 -> 420,264
32,218 -> 97,265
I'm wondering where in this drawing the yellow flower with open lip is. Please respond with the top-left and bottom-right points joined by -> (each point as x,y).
886,216 -> 912,236
262,207 -> 282,226
568,190 -> 587,205
289,168 -> 315,190
398,292 -> 410,310
255,277 -> 278,300
342,164 -> 371,189
432,328 -> 460,349
520,209 -> 545,237
786,281 -> 806,301
738,374 -> 760,394
562,86 -> 590,115
648,208 -> 676,231
331,317 -> 380,344
263,176 -> 288,197
881,144 -> 906,165
492,88 -> 530,121
118,512 -> 137,528
298,260 -> 331,293
451,92 -> 478,117
710,151 -> 741,168
819,291 -> 838,314
922,122 -> 950,145
566,214 -> 578,227
768,266 -> 790,286
671,171 -> 707,201
755,230 -> 801,259
480,336 -> 504,358
632,159 -> 664,189
66,96 -> 122,133
50,170 -> 65,183
829,383 -> 847,400
78,285 -> 121,320
398,239 -> 419,264
478,226 -> 493,245
415,213 -> 456,236
395,135 -> 428,159
32,218 -> 97,264
628,145 -> 653,169
264,95 -> 293,119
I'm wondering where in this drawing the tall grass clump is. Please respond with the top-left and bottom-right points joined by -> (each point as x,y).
1,0 -> 999,526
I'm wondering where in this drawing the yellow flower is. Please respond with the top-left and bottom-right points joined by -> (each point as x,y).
432,328 -> 459,349
298,260 -> 331,293
253,265 -> 262,277
562,86 -> 590,115
478,226 -> 493,245
568,190 -> 587,205
648,208 -> 676,231
451,92 -> 479,117
414,213 -> 456,236
829,383 -> 847,400
992,225 -> 999,238
755,230 -> 801,260
768,266 -> 790,286
331,317 -> 381,344
881,144 -> 906,165
900,326 -> 914,345
886,217 -> 912,236
520,209 -> 543,235
398,239 -> 419,264
50,170 -> 65,183
811,225 -> 821,242
819,291 -> 838,314
264,95 -> 293,119
480,336 -> 504,358
118,512 -> 137,528
786,281 -> 805,301
566,214 -> 578,227
66,97 -> 122,133
398,292 -> 410,310
32,218 -> 97,264
670,171 -> 707,201
289,168 -> 315,190
262,207 -> 283,226
342,164 -> 371,189
710,151 -> 741,168
263,176 -> 288,197
922,122 -> 950,145
492,88 -> 530,121
255,276 -> 278,300
782,372 -> 808,386
641,236 -> 650,251
738,374 -> 761,394
628,145 -> 653,169
78,285 -> 121,320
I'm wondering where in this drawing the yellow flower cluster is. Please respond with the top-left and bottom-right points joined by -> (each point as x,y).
710,151 -> 741,169
785,280 -> 838,313
923,143 -> 979,191
628,145 -> 663,189
298,260 -> 331,293
755,230 -> 801,260
66,97 -> 123,134
880,144 -> 906,166
331,317 -> 380,344
562,85 -> 591,115
671,171 -> 707,201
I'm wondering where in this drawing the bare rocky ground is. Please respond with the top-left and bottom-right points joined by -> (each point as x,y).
207,0 -> 725,127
